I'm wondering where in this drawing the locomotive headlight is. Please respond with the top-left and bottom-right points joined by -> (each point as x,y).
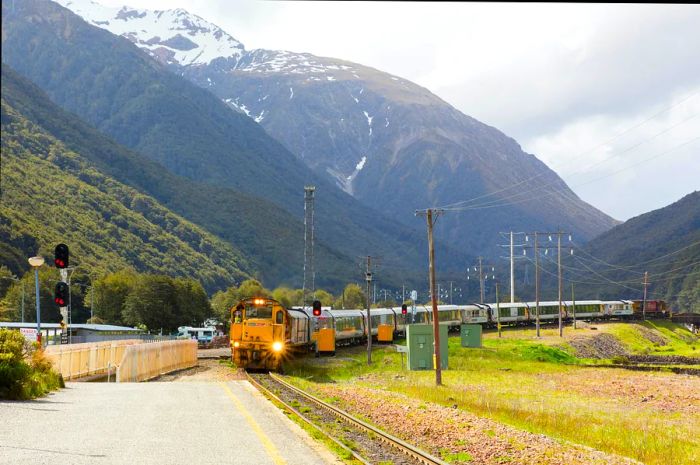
272,341 -> 284,352
233,341 -> 240,348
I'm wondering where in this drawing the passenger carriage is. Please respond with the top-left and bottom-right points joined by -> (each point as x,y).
603,300 -> 633,318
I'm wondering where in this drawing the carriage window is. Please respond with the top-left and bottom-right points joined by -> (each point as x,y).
276,311 -> 284,324
246,305 -> 273,319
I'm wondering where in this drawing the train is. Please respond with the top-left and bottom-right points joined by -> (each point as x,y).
229,297 -> 668,370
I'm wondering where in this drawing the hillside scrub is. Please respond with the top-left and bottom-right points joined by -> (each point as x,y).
0,329 -> 64,400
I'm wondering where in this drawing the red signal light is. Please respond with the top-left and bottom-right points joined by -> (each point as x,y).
54,282 -> 68,307
401,304 -> 408,315
54,244 -> 69,269
312,300 -> 322,317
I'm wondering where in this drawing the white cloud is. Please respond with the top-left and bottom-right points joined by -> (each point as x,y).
91,1 -> 700,220
526,88 -> 700,220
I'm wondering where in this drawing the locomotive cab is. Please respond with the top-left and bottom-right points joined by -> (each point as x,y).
231,298 -> 287,370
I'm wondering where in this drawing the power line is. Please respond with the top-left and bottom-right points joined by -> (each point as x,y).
570,240 -> 700,272
451,113 -> 697,211
439,92 -> 699,211
442,135 -> 700,212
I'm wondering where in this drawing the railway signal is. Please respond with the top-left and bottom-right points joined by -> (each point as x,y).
312,300 -> 322,316
54,282 -> 68,307
54,243 -> 69,269
401,303 -> 408,315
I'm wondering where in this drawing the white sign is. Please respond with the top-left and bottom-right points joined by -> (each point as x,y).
410,290 -> 418,301
395,345 -> 408,353
20,328 -> 37,341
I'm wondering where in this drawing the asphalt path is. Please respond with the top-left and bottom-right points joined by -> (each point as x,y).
0,381 -> 338,465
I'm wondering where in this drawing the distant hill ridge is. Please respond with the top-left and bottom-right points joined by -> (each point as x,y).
577,192 -> 699,311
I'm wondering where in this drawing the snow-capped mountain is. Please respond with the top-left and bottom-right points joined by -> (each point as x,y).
55,0 -> 617,256
56,0 -> 244,67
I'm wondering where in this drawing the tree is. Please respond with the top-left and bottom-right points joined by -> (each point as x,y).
237,279 -> 271,300
1,268 -> 57,323
93,269 -> 137,325
314,289 -> 335,307
211,286 -> 240,325
123,274 -> 178,333
0,266 -> 16,300
334,283 -> 366,309
173,278 -> 211,327
272,287 -> 296,308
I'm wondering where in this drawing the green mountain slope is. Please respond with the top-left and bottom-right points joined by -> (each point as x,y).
1,0 -> 459,279
0,64 -> 355,290
1,76 -> 250,291
573,192 -> 700,311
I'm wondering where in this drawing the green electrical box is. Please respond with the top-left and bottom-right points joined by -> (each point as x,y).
406,324 -> 448,370
460,324 -> 482,348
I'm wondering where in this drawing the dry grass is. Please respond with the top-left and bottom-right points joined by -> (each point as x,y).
285,322 -> 700,465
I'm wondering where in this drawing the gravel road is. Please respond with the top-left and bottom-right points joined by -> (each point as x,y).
0,378 -> 340,465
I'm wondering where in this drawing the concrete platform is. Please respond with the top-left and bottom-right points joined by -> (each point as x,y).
0,381 -> 338,465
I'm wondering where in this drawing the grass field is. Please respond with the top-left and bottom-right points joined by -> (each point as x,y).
285,321 -> 700,465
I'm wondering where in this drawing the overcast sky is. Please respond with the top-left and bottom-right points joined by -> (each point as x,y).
100,1 -> 700,221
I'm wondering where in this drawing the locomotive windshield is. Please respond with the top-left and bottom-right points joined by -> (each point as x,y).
245,304 -> 273,319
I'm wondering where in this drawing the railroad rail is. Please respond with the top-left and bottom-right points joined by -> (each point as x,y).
246,372 -> 449,465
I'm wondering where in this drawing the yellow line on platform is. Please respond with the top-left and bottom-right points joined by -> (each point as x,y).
220,382 -> 287,465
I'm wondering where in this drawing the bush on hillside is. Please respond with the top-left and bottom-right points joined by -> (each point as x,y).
0,329 -> 64,400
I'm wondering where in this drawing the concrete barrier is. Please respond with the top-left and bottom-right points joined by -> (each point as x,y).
116,340 -> 197,382
45,339 -> 143,380
45,339 -> 197,382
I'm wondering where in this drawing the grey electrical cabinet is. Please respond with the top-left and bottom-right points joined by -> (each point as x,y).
406,324 -> 448,370
460,324 -> 482,348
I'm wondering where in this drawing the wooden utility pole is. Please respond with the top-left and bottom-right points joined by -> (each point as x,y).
571,283 -> 576,329
557,231 -> 563,337
366,256 -> 373,365
642,271 -> 649,321
417,208 -> 443,386
496,282 -> 502,338
510,232 -> 515,303
534,232 -> 540,338
478,257 -> 484,304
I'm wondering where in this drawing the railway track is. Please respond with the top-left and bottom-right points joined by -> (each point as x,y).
246,372 -> 449,465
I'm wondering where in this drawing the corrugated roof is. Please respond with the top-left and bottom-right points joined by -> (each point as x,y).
0,322 -> 143,332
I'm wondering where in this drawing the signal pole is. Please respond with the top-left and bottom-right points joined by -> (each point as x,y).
365,256 -> 373,365
534,233 -> 540,337
416,208 -> 443,386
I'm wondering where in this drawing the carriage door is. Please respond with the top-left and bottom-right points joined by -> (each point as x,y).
274,310 -> 285,342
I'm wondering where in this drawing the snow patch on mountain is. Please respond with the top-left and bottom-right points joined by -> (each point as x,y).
56,0 -> 244,66
363,111 -> 373,136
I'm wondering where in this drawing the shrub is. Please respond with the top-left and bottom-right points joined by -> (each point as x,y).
0,329 -> 64,400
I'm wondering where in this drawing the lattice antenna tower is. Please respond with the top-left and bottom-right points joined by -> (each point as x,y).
302,186 -> 316,308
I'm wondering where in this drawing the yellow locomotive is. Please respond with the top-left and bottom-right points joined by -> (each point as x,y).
230,297 -> 312,370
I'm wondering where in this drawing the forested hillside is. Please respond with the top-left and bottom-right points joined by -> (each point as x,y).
1,67 -> 250,291
0,65 -> 364,289
1,0 -> 461,282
